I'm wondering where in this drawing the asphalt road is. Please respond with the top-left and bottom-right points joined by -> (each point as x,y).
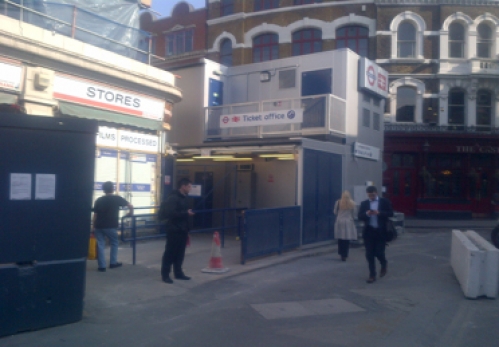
1,229 -> 498,347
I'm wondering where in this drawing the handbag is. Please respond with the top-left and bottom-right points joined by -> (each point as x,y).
384,219 -> 397,243
88,232 -> 97,260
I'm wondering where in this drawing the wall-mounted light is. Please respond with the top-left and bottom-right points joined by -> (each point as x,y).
260,71 -> 271,82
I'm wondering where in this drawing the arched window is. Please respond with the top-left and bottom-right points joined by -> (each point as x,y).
476,89 -> 492,127
253,33 -> 279,62
220,0 -> 234,16
254,0 -> 279,11
477,23 -> 493,58
220,39 -> 233,66
292,29 -> 322,56
336,26 -> 368,57
396,86 -> 416,122
398,21 -> 416,58
449,22 -> 465,58
448,89 -> 465,125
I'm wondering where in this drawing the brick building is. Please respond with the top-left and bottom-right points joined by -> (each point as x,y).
146,0 -> 499,218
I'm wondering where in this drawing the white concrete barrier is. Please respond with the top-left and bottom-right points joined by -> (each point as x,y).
450,229 -> 499,299
465,230 -> 499,298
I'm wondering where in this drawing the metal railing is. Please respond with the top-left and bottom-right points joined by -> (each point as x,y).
1,0 -> 165,65
240,206 -> 301,264
119,207 -> 244,265
384,123 -> 499,134
204,94 -> 346,141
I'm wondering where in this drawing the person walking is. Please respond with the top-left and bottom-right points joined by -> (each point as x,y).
92,181 -> 133,272
333,191 -> 358,261
160,178 -> 195,284
358,186 -> 394,283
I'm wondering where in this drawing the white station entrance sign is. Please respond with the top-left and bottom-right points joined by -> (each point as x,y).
220,109 -> 303,128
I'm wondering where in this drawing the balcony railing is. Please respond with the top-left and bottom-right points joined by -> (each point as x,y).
204,94 -> 346,141
1,0 -> 164,65
385,123 -> 499,134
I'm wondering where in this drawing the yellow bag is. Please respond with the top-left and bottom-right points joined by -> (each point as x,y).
88,233 -> 97,260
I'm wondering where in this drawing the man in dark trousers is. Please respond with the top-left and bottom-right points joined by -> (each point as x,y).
92,181 -> 133,272
358,186 -> 394,283
160,178 -> 195,284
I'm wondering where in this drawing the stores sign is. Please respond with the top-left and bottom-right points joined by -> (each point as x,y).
358,58 -> 388,98
96,127 -> 159,153
220,109 -> 303,128
0,61 -> 22,91
53,75 -> 165,120
354,142 -> 380,161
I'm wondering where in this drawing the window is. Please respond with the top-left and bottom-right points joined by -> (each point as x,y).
363,108 -> 370,127
336,26 -> 369,57
398,21 -> 416,58
254,0 -> 279,11
476,90 -> 492,127
449,22 -> 465,58
363,93 -> 371,103
477,23 -> 493,58
373,113 -> 380,131
220,39 -> 233,66
373,98 -> 380,107
166,29 -> 193,56
253,33 -> 279,62
425,154 -> 463,198
292,29 -> 322,56
279,69 -> 296,89
301,69 -> 331,96
448,89 -> 465,125
396,87 -> 416,122
294,0 -> 322,4
220,0 -> 234,16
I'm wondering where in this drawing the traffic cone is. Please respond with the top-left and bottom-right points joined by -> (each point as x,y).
202,231 -> 229,273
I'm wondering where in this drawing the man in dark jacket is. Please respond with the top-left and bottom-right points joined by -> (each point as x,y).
160,178 -> 195,284
358,186 -> 394,284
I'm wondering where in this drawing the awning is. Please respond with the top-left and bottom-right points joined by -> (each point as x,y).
58,102 -> 163,131
0,92 -> 18,104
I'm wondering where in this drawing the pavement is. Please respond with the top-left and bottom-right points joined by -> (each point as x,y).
83,217 -> 499,311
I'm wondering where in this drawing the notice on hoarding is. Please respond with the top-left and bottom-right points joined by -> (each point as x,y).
35,174 -> 56,200
189,185 -> 202,197
10,173 -> 32,200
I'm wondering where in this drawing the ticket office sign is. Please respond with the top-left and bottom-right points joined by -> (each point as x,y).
220,109 -> 303,128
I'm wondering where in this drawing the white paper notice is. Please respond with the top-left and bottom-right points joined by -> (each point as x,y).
10,173 -> 32,200
35,174 -> 56,200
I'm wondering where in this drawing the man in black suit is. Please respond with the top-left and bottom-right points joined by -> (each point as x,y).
358,186 -> 394,283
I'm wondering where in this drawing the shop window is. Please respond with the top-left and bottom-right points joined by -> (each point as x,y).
253,33 -> 279,63
294,0 -> 322,4
449,22 -> 465,58
392,154 -> 415,168
254,0 -> 279,11
292,29 -> 322,56
398,21 -> 416,58
393,171 -> 400,196
220,39 -> 233,66
362,109 -> 370,128
477,23 -> 493,58
396,86 -> 416,122
373,113 -> 380,131
424,154 -> 463,198
476,89 -> 492,127
220,0 -> 234,16
166,29 -> 193,56
336,26 -> 369,57
448,89 -> 465,125
404,171 -> 412,196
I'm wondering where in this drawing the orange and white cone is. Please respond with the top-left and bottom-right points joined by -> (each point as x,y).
202,231 -> 229,273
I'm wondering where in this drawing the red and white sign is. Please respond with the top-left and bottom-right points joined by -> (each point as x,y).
53,75 -> 165,120
220,109 -> 303,128
0,61 -> 23,92
358,58 -> 389,98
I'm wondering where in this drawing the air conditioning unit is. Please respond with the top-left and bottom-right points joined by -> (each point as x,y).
237,164 -> 254,171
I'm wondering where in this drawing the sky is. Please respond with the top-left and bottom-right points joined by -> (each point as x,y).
151,0 -> 206,18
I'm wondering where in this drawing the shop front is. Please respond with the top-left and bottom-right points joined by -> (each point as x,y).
384,132 -> 499,218
52,74 -> 166,208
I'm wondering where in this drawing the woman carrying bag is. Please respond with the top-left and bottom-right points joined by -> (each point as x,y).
333,191 -> 358,261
